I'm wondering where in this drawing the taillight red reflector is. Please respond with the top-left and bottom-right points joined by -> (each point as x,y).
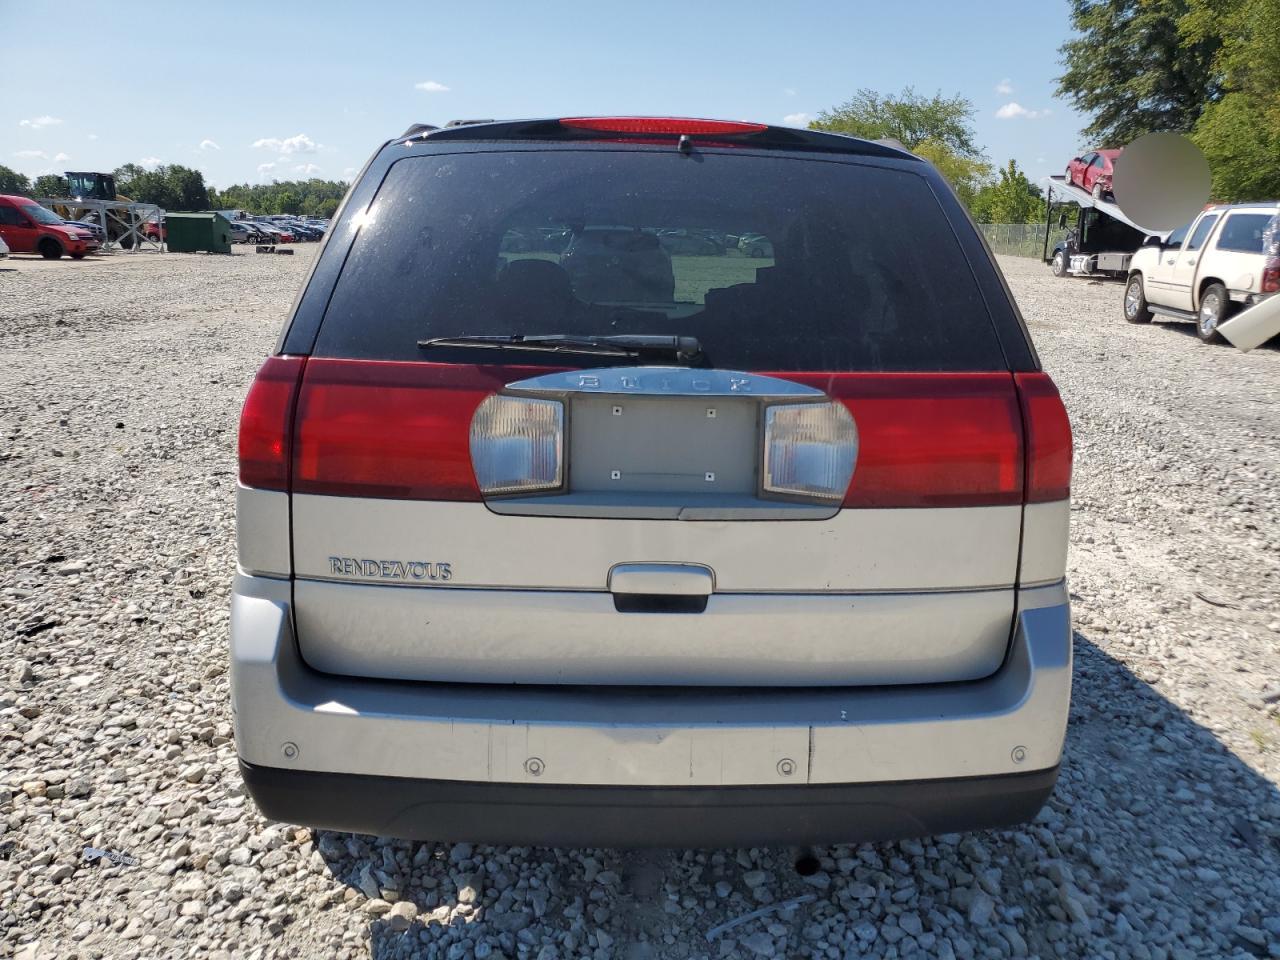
1016,373 -> 1073,503
238,355 -> 305,490
778,373 -> 1025,508
292,360 -> 537,501
559,117 -> 767,136
1262,257 -> 1279,293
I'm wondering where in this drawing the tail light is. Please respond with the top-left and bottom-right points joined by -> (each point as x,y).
470,395 -> 564,495
238,356 -> 305,490
1263,257 -> 1279,294
763,402 -> 858,501
291,359 -> 518,500
1015,373 -> 1073,503
808,374 -> 1024,508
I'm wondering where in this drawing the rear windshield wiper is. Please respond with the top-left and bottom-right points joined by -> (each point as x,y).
418,334 -> 705,365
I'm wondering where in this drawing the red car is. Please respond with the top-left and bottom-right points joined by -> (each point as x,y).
0,194 -> 101,259
1066,148 -> 1122,200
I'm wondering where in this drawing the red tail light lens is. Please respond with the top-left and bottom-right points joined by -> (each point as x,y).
1262,257 -> 1279,293
1016,373 -> 1073,502
238,356 -> 305,490
292,360 -> 533,500
559,117 -> 767,136
817,374 -> 1024,508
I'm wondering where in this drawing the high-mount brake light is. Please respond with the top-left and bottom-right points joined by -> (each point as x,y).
470,395 -> 565,496
762,402 -> 858,501
558,117 -> 767,136
1015,373 -> 1073,503
238,356 -> 305,491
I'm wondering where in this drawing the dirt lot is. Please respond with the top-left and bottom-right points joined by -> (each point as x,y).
2,248 -> 1278,959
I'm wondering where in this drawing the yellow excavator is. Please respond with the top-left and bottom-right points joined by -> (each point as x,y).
51,172 -> 140,248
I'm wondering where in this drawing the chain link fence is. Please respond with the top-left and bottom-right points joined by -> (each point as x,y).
978,223 -> 1070,259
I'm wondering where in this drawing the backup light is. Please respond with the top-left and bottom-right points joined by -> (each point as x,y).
763,402 -> 858,501
470,395 -> 564,496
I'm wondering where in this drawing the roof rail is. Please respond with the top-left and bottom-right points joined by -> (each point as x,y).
405,117 -> 916,159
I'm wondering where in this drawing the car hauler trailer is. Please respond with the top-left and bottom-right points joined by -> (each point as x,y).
1040,175 -> 1162,280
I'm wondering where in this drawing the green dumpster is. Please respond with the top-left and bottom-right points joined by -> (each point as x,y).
164,212 -> 233,253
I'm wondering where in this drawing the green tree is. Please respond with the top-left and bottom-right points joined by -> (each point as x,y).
810,87 -> 982,158
1056,0 -> 1222,144
809,87 -> 991,206
1186,0 -> 1280,199
970,160 -> 1046,224
31,175 -> 69,198
212,179 -> 348,218
0,165 -> 32,195
113,164 -> 210,211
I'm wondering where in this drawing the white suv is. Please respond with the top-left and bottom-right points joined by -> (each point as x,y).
231,117 -> 1074,847
1124,201 -> 1280,342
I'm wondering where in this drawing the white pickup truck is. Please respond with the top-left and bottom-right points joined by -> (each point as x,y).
1123,201 -> 1280,342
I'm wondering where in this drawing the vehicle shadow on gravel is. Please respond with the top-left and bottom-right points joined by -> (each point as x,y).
314,631 -> 1280,960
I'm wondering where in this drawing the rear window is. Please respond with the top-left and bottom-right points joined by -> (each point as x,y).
315,149 -> 1007,371
1215,213 -> 1276,254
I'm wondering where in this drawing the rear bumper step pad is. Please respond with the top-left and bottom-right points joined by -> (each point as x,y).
240,760 -> 1059,847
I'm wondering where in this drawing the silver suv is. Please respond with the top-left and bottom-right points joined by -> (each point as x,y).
232,117 -> 1073,846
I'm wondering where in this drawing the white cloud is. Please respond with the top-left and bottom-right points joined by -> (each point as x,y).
414,80 -> 450,93
19,115 -> 62,129
252,133 -> 320,154
342,166 -> 358,179
782,112 -> 814,128
87,133 -> 98,141
995,78 -> 1014,95
783,87 -> 797,97
140,156 -> 161,168
199,139 -> 221,152
53,152 -> 70,163
257,162 -> 277,175
995,101 -> 1051,120
293,163 -> 322,176
14,149 -> 48,159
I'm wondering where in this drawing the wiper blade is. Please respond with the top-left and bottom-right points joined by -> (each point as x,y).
418,334 -> 705,364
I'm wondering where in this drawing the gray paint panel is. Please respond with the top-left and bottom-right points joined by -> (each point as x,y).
292,496 -> 1022,592
236,485 -> 290,576
292,579 -> 1014,686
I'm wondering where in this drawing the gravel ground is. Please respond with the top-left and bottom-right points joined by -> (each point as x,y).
2,249 -> 1278,960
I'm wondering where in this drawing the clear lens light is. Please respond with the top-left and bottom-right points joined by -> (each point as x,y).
470,395 -> 564,495
763,402 -> 858,500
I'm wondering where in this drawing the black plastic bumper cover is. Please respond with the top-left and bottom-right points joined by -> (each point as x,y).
240,761 -> 1059,847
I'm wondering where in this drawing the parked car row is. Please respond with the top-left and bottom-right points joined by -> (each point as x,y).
233,216 -> 329,244
499,225 -> 771,258
0,194 -> 101,259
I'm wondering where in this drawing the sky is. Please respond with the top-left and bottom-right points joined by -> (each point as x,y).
1,1 -> 1091,191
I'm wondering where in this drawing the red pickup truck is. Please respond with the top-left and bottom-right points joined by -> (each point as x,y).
0,194 -> 100,259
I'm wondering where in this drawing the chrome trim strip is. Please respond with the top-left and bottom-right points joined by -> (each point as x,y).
504,366 -> 825,399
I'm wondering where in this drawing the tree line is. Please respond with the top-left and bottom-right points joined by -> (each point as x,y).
0,163 -> 349,218
809,88 -> 1050,225
1058,0 -> 1279,201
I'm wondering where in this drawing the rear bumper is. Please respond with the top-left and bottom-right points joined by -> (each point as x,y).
240,760 -> 1059,847
231,573 -> 1071,844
